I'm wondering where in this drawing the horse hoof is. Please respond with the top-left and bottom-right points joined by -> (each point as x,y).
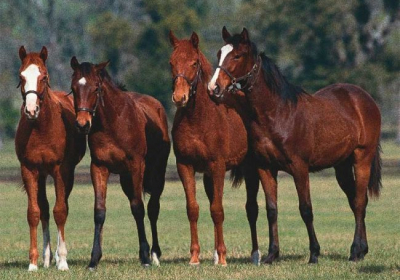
308,255 -> 318,264
189,261 -> 200,266
28,264 -> 38,272
251,250 -> 261,266
88,266 -> 97,271
57,261 -> 69,271
151,252 -> 160,267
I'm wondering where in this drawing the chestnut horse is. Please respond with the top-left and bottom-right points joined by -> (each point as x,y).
15,46 -> 86,271
209,27 -> 382,264
70,57 -> 170,268
169,31 -> 261,266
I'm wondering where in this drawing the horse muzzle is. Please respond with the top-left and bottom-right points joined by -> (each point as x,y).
24,105 -> 40,120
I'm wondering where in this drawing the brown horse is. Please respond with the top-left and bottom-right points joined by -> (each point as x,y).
70,57 -> 170,268
169,31 -> 262,266
15,46 -> 86,271
209,27 -> 382,264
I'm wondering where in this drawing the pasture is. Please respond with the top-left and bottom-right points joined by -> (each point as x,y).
0,139 -> 399,279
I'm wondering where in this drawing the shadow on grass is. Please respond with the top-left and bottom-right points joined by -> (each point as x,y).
358,265 -> 386,274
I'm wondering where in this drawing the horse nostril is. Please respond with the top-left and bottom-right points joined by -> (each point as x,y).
214,85 -> 220,96
182,94 -> 187,102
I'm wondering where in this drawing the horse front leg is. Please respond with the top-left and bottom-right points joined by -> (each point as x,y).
258,167 -> 279,264
243,164 -> 260,265
88,162 -> 110,270
205,161 -> 226,266
52,165 -> 72,271
177,162 -> 200,265
37,174 -> 52,268
293,168 -> 320,264
129,158 -> 151,266
21,165 -> 40,271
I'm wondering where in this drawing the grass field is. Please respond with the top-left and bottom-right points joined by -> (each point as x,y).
0,139 -> 399,279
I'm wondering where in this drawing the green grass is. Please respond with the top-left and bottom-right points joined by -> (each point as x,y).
0,139 -> 399,279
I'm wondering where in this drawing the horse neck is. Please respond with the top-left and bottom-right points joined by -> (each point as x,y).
178,78 -> 213,122
245,68 -> 288,125
95,80 -> 125,126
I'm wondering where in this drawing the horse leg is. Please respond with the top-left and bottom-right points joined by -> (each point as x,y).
22,165 -> 40,271
293,169 -> 320,264
37,174 -> 52,268
88,163 -> 110,269
348,149 -> 373,261
258,168 -> 280,264
206,161 -> 226,266
52,166 -> 71,271
177,162 -> 200,265
129,159 -> 151,266
243,165 -> 261,265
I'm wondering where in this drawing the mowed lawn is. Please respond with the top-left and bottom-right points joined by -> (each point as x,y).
0,140 -> 399,279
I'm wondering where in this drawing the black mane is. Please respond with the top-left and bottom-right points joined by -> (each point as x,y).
259,53 -> 306,103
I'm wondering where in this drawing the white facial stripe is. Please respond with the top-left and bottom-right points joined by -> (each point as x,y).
78,77 -> 87,85
208,44 -> 233,90
25,93 -> 38,113
21,64 -> 40,92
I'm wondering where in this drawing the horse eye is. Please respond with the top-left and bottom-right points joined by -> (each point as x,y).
192,61 -> 197,67
234,54 -> 242,60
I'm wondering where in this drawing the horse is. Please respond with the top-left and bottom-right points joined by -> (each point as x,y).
208,27 -> 382,264
70,57 -> 170,268
169,31 -> 262,266
15,46 -> 86,271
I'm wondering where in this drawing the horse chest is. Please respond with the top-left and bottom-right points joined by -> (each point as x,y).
19,137 -> 65,166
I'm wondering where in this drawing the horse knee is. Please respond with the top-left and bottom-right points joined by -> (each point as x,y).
28,207 -> 40,226
53,205 -> 68,225
299,204 -> 313,223
267,207 -> 278,223
210,204 -> 224,224
130,199 -> 145,218
186,202 -> 199,222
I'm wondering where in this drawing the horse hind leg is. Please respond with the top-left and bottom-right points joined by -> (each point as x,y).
347,149 -> 374,261
38,174 -> 52,268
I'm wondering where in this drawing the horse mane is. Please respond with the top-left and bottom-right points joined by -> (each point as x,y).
259,53 -> 306,103
226,34 -> 306,103
79,62 -> 127,91
198,50 -> 213,84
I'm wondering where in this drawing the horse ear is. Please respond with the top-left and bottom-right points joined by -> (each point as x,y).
96,60 -> 110,71
19,46 -> 27,61
169,30 -> 179,48
190,32 -> 199,49
222,26 -> 231,43
241,28 -> 250,43
70,56 -> 80,71
40,46 -> 48,63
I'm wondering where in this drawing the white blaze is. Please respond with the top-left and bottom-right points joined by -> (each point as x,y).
208,44 -> 233,91
78,77 -> 87,85
21,64 -> 40,114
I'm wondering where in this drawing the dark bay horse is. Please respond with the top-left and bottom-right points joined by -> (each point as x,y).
169,31 -> 261,266
70,57 -> 170,268
15,46 -> 86,271
208,27 -> 382,264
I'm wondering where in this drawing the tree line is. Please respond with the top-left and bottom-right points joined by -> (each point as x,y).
0,0 -> 399,140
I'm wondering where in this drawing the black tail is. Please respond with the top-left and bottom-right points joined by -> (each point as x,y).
368,143 -> 382,198
230,166 -> 244,188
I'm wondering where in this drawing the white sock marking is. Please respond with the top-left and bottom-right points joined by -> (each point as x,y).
151,252 -> 160,267
42,224 -> 52,268
251,250 -> 261,266
208,44 -> 233,91
78,77 -> 87,85
28,263 -> 38,271
213,250 -> 219,265
55,231 -> 69,271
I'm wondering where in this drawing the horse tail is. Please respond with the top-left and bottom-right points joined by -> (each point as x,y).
230,166 -> 244,188
368,142 -> 382,198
